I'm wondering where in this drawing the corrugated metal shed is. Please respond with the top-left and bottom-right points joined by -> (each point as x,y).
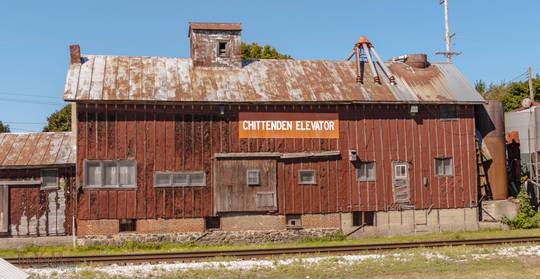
0,132 -> 75,168
63,56 -> 485,104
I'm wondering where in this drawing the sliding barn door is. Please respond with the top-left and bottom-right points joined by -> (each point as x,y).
214,159 -> 277,213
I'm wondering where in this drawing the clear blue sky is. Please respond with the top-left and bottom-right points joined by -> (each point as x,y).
0,0 -> 539,132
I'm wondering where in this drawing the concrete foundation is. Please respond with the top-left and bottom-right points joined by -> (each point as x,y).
481,200 -> 518,222
0,236 -> 72,249
342,208 -> 481,238
74,208 -> 485,237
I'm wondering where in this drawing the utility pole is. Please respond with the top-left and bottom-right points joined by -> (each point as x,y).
435,0 -> 461,62
529,66 -> 536,101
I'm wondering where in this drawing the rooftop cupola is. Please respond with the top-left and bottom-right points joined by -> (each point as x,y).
188,22 -> 242,68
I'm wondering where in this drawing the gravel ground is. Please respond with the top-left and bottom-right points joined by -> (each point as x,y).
25,245 -> 540,278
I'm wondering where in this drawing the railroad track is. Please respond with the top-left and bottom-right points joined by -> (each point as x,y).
8,235 -> 540,267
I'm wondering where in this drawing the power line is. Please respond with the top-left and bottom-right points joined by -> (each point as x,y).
0,91 -> 60,100
509,71 -> 528,82
0,121 -> 46,125
0,97 -> 65,106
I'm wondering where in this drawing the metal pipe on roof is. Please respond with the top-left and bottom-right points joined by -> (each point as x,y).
355,47 -> 361,83
370,46 -> 396,85
362,44 -> 379,84
346,49 -> 355,61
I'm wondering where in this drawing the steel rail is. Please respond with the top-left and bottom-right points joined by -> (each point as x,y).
8,235 -> 540,267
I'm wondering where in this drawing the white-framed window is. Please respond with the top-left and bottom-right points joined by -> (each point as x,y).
153,171 -> 206,187
356,161 -> 376,181
299,169 -> 316,185
84,160 -> 136,188
246,169 -> 260,186
435,157 -> 453,176
41,169 -> 59,190
394,163 -> 408,179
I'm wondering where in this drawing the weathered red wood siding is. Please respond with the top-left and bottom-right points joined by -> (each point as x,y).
76,103 -> 477,220
1,167 -> 76,236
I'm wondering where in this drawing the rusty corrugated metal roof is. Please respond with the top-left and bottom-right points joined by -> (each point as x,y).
63,56 -> 484,104
0,132 -> 75,168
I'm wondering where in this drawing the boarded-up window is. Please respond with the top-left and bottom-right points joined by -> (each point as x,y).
256,192 -> 275,208
41,169 -> 58,190
392,161 -> 410,204
153,171 -> 206,187
299,170 -> 316,184
247,169 -> 260,186
435,158 -> 453,176
84,160 -> 136,188
357,161 -> 376,181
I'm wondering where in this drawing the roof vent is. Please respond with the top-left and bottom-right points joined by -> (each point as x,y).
404,54 -> 429,69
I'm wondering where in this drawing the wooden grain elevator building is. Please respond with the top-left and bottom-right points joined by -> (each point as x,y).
63,22 -> 486,235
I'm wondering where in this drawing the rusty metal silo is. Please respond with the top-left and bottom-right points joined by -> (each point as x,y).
475,100 -> 508,200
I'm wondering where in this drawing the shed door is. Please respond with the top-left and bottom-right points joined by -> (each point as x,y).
214,159 -> 277,213
392,161 -> 410,204
0,185 -> 8,234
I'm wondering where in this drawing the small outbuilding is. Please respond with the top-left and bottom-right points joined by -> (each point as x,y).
0,132 -> 75,236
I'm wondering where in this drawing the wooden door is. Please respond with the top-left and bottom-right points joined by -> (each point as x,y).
214,159 -> 277,213
392,161 -> 410,204
0,185 -> 8,234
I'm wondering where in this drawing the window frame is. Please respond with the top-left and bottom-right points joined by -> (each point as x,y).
440,105 -> 458,121
246,169 -> 261,186
153,171 -> 206,187
435,157 -> 454,176
356,161 -> 376,182
217,40 -> 230,57
298,169 -> 317,185
40,168 -> 59,190
83,160 -> 137,189
394,163 -> 408,180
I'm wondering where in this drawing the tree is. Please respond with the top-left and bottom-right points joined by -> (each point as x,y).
241,42 -> 292,60
0,121 -> 10,133
474,80 -> 486,95
43,104 -> 71,132
481,76 -> 540,112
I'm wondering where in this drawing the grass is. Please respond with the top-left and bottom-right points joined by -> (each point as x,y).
5,227 -> 540,259
27,244 -> 540,278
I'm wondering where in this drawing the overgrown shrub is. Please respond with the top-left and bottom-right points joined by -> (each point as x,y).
503,187 -> 540,229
